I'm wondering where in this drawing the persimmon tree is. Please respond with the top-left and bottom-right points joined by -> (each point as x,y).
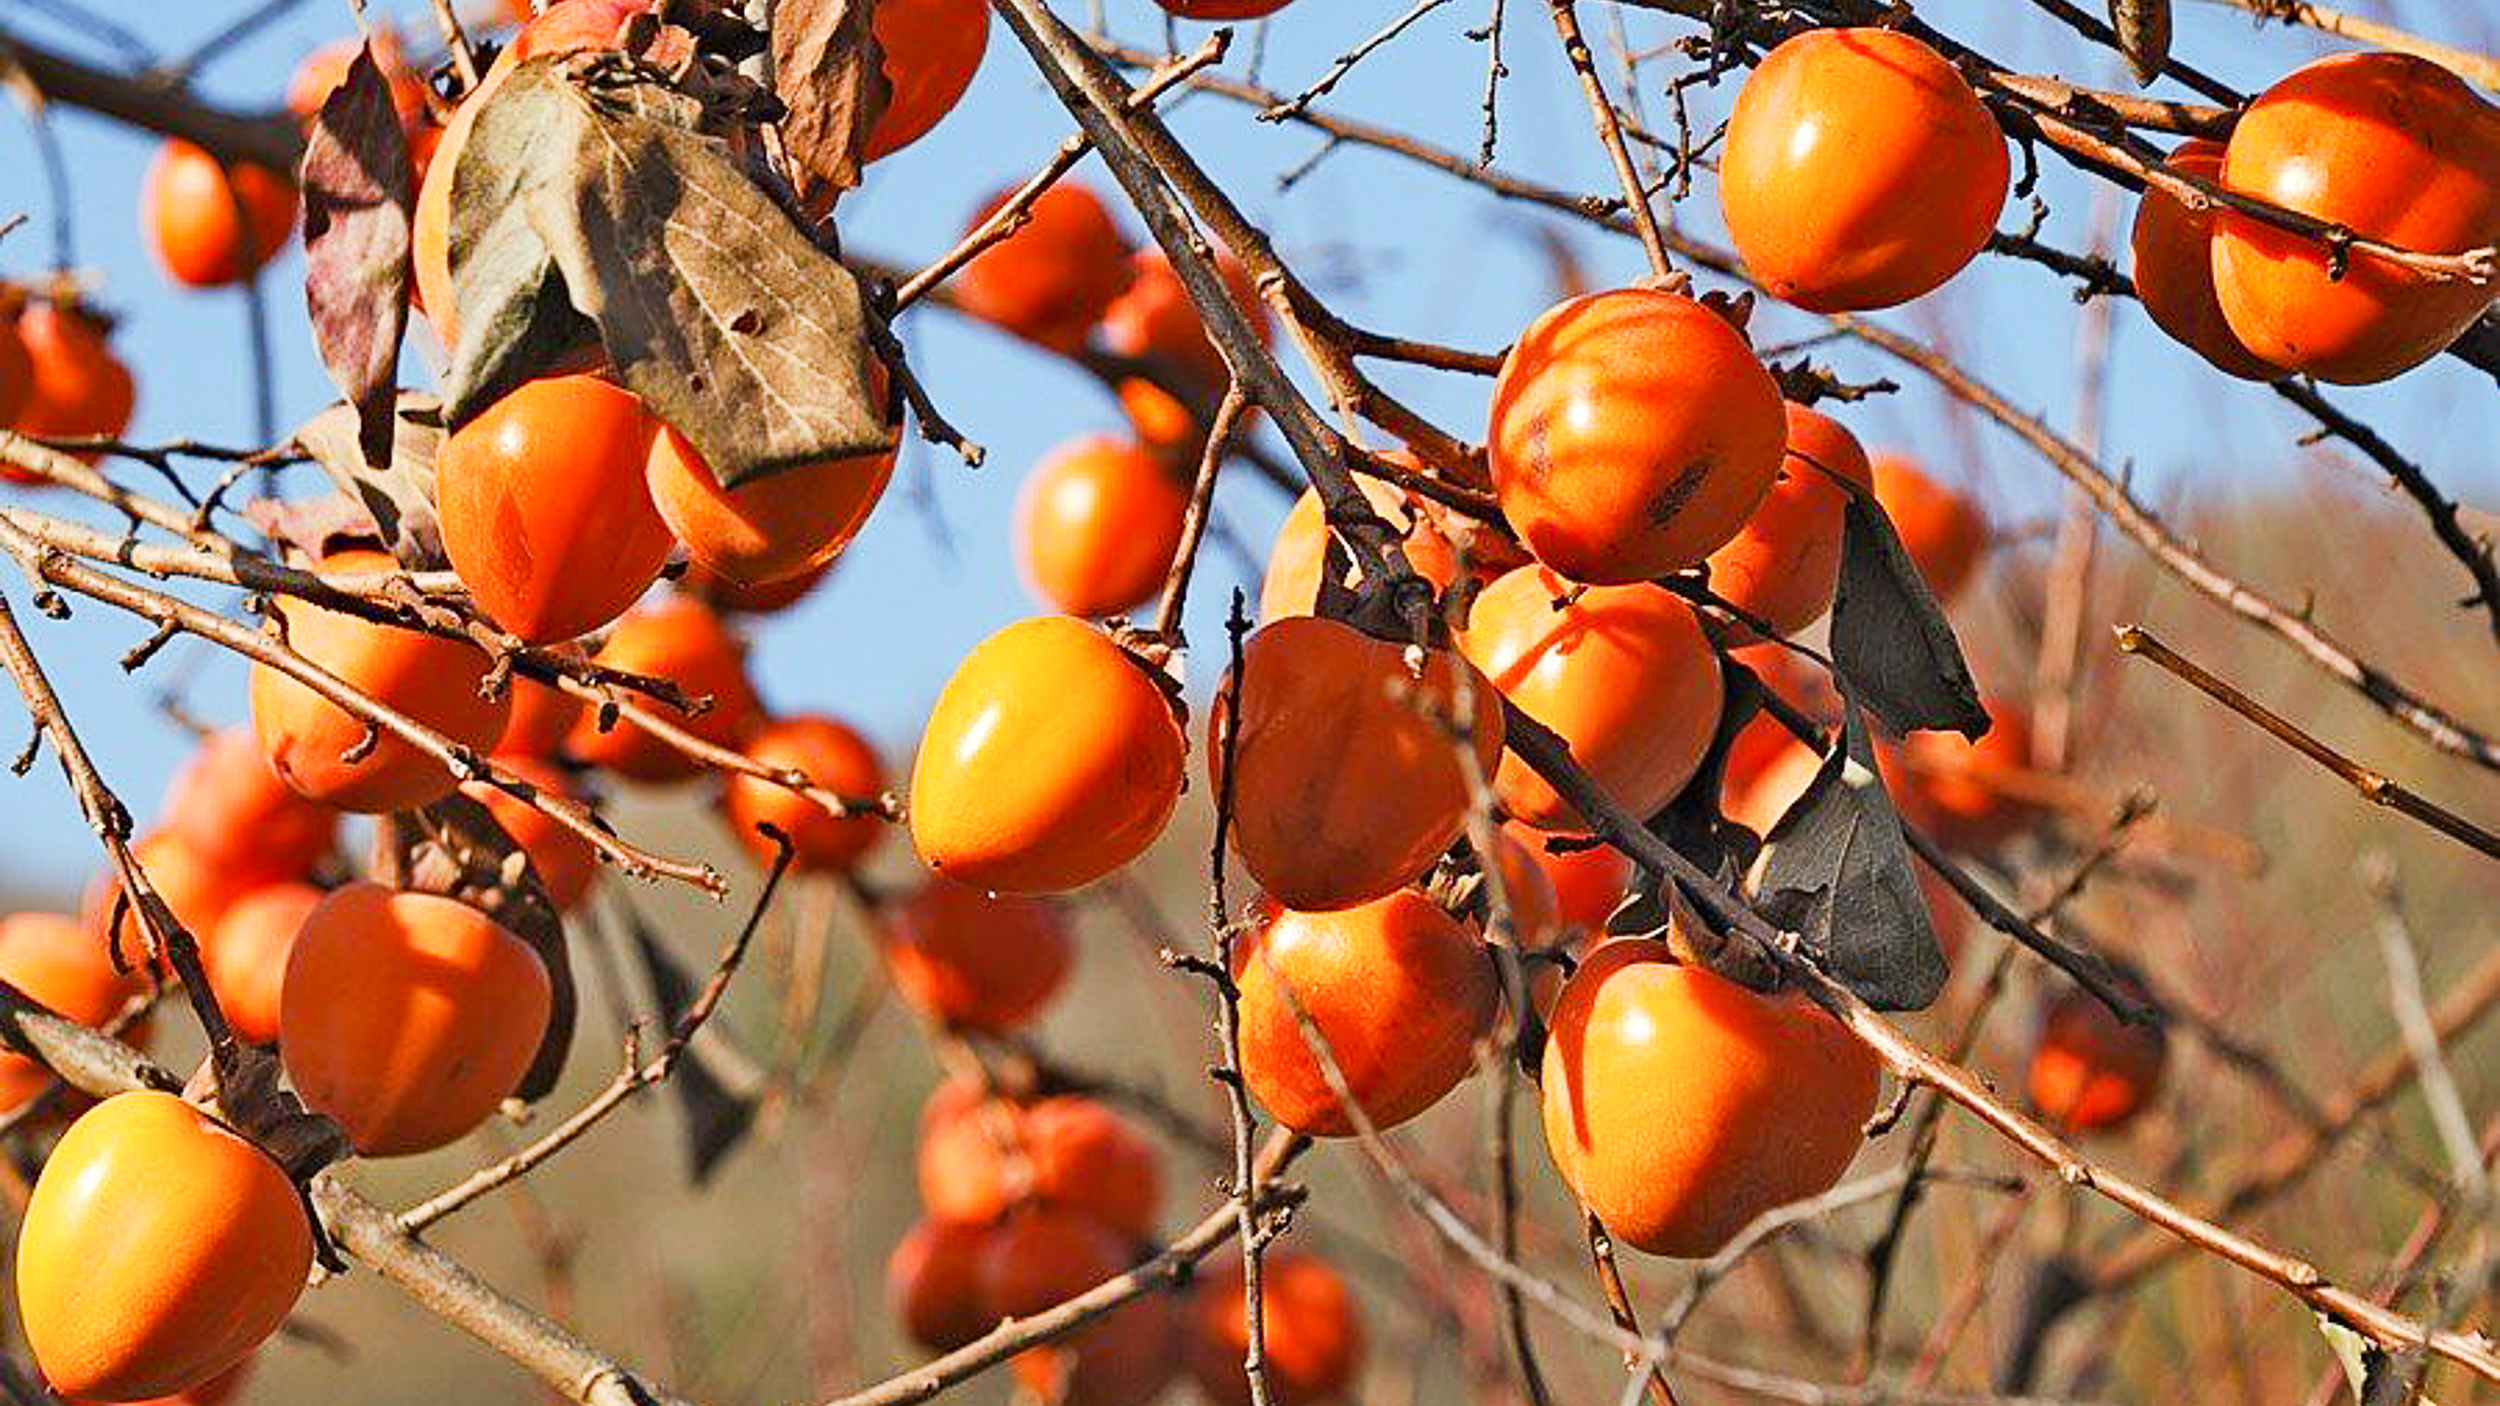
0,2 -> 2491,1405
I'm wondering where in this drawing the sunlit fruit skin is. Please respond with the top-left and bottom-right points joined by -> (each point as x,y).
0,913 -> 151,1113
955,183 -> 1136,354
565,598 -> 762,783
1014,436 -> 1188,619
436,375 -> 673,645
464,757 -> 599,910
17,1091 -> 312,1401
1888,697 -> 2036,852
202,883 -> 320,1047
1257,480 -> 1461,624
1158,0 -> 1295,16
2213,53 -> 2500,384
159,729 -> 338,889
978,1208 -> 1183,1406
249,549 -> 511,812
1707,403 -> 1875,640
721,715 -> 886,873
646,427 -> 895,592
1188,1251 -> 1365,1406
82,832 -> 254,983
889,1218 -> 1002,1354
142,141 -> 298,290
886,878 -> 1072,1031
1507,822 -> 1630,938
1212,616 -> 1503,911
278,883 -> 552,1156
1459,567 -> 1722,832
9,301 -> 135,470
1719,28 -> 2009,312
916,1083 -> 1162,1236
1233,891 -> 1499,1136
1541,941 -> 1879,1257
1868,455 -> 1987,603
2028,983 -> 2166,1132
1488,288 -> 1786,584
862,0 -> 990,161
1101,248 -> 1270,393
910,617 -> 1183,894
2128,140 -> 2283,381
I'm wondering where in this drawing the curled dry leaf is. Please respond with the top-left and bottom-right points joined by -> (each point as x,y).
771,0 -> 892,217
301,45 -> 416,474
2110,0 -> 2172,88
291,394 -> 449,569
617,903 -> 759,1183
1829,489 -> 1990,739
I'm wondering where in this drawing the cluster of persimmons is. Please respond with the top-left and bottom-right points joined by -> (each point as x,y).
0,0 -> 2483,1402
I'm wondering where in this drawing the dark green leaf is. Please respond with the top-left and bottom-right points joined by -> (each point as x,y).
1831,493 -> 1989,739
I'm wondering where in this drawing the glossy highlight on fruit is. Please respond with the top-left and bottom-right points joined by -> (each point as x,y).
1489,288 -> 1786,584
1707,402 -> 1875,639
142,141 -> 298,289
2129,139 -> 2282,381
910,617 -> 1184,893
885,878 -> 1071,1031
721,715 -> 887,873
1014,436 -> 1187,619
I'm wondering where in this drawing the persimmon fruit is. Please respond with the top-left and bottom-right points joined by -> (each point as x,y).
954,183 -> 1135,354
1188,1251 -> 1365,1406
141,141 -> 298,290
720,715 -> 887,873
202,883 -> 321,1047
1719,28 -> 2009,311
1257,479 -> 1461,624
1014,436 -> 1188,619
1233,891 -> 1499,1136
279,883 -> 552,1156
1101,248 -> 1269,395
1488,287 -> 1785,584
645,427 -> 895,593
566,599 -> 762,783
889,1217 -> 1002,1354
917,1084 -> 1161,1236
159,728 -> 337,888
0,913 -> 151,1113
286,32 -> 429,131
863,0 -> 990,161
464,757 -> 600,911
1507,823 -> 1631,939
978,1207 -> 1182,1406
82,831 -> 253,979
1707,402 -> 1874,639
885,878 -> 1072,1031
494,664 -> 586,761
1868,455 -> 1987,603
2129,139 -> 2282,380
17,1091 -> 311,1401
910,616 -> 1183,894
8,300 -> 135,470
1542,941 -> 1879,1256
1888,698 -> 2038,852
2029,981 -> 2167,1133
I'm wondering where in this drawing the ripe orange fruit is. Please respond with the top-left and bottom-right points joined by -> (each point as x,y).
142,141 -> 298,290
2213,53 -> 2499,384
1486,828 -> 1563,951
889,1217 -> 1002,1353
863,0 -> 990,161
279,883 -> 552,1155
916,1084 -> 1162,1237
1724,732 -> 1819,838
566,598 -> 762,783
493,663 -> 587,760
1102,248 -> 1269,393
8,300 -> 135,470
1886,698 -> 2037,852
915,1077 -> 1021,1223
910,617 -> 1184,894
978,1207 -> 1183,1406
0,913 -> 151,1113
1719,28 -> 2008,311
82,831 -> 253,977
201,883 -> 320,1048
1233,890 -> 1499,1136
17,1091 -> 311,1401
1014,436 -> 1188,619
1707,403 -> 1874,639
1868,455 -> 1987,603
1542,941 -> 1879,1256
2028,981 -> 2166,1133
677,554 -> 833,615
645,424 -> 896,593
1257,479 -> 1461,624
436,374 -> 674,644
1213,616 -> 1503,911
721,715 -> 886,873
464,756 -> 599,911
1459,566 -> 1721,831
250,548 -> 511,812
159,728 -> 338,888
286,32 -> 429,131
1187,1251 -> 1365,1406
1506,822 -> 1631,939
1488,288 -> 1785,584
885,878 -> 1072,1031
2128,139 -> 2282,381
0,293 -> 29,427
72,1356 -> 254,1406
1158,0 -> 1295,16
955,183 -> 1135,354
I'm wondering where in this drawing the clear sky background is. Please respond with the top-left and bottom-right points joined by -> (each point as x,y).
0,0 -> 2490,901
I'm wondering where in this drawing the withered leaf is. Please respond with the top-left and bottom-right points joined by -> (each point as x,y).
300,45 -> 415,473
440,56 -> 893,487
1830,492 -> 1989,739
1754,707 -> 1949,1011
618,904 -> 757,1183
292,393 -> 449,569
771,0 -> 891,217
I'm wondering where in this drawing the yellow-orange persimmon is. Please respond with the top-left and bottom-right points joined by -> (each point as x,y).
885,878 -> 1072,1031
1014,436 -> 1188,620
494,660 -> 587,760
1213,616 -> 1503,911
566,598 -> 763,783
1706,402 -> 1875,639
0,913 -> 151,1113
82,831 -> 254,977
1868,455 -> 1987,603
1459,566 -> 1721,831
1887,698 -> 2038,852
437,374 -> 674,644
1233,891 -> 1499,1136
1489,288 -> 1785,584
202,883 -> 321,1047
1257,478 -> 1461,624
1542,941 -> 1879,1256
978,1208 -> 1182,1406
863,0 -> 990,161
644,409 -> 896,592
159,728 -> 337,889
2129,139 -> 2282,381
141,141 -> 297,290
1506,822 -> 1632,939
1101,248 -> 1270,396
1719,28 -> 2008,311
250,548 -> 510,812
954,183 -> 1135,354
464,757 -> 599,911
18,1091 -> 311,1401
2213,53 -> 2499,385
8,300 -> 135,472
889,1217 -> 1002,1354
721,715 -> 887,873
279,883 -> 551,1156
910,617 -> 1184,894
1188,1251 -> 1366,1406
916,1083 -> 1161,1237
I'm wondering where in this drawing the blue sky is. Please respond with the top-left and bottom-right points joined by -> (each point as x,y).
0,0 -> 2490,897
